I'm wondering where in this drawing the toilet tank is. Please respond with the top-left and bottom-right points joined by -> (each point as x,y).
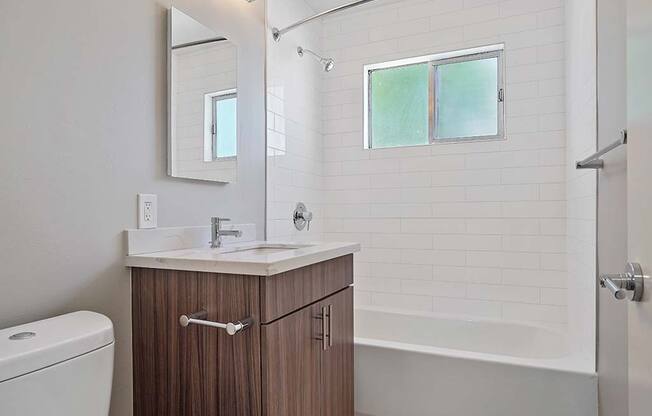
0,311 -> 114,416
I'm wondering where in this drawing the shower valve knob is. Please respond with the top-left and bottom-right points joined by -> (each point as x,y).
293,202 -> 313,231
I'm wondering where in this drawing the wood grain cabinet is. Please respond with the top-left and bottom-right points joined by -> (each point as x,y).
131,254 -> 354,416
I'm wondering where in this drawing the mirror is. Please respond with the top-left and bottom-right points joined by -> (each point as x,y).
168,7 -> 238,183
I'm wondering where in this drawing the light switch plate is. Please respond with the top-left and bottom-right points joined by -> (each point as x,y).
137,194 -> 157,229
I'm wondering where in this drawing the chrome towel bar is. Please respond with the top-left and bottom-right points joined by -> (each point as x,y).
576,130 -> 627,169
179,311 -> 253,336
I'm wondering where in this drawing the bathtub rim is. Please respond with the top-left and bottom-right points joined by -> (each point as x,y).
354,306 -> 596,376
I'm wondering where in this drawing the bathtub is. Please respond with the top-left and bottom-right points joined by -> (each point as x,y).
354,308 -> 597,416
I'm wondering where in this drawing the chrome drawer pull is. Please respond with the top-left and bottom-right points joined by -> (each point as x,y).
179,311 -> 253,336
315,307 -> 328,350
327,304 -> 333,347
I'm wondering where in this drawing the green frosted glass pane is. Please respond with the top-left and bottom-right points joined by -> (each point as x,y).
370,63 -> 429,149
436,57 -> 498,140
215,97 -> 237,158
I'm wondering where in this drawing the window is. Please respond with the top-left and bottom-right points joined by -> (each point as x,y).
364,45 -> 504,149
204,89 -> 237,161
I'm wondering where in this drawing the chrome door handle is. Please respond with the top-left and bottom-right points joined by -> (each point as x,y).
179,311 -> 253,336
600,262 -> 646,302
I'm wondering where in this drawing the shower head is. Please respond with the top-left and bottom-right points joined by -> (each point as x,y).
323,58 -> 335,72
297,46 -> 335,72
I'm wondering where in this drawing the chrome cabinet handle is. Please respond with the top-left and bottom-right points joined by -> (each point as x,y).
600,262 -> 646,302
315,306 -> 329,350
327,304 -> 333,347
179,311 -> 253,336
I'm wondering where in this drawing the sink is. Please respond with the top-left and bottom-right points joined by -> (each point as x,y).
232,247 -> 300,255
219,243 -> 314,255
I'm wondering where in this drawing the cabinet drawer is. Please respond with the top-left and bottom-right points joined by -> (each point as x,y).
260,255 -> 353,323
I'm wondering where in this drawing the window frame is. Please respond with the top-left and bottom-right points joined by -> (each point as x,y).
363,44 -> 505,149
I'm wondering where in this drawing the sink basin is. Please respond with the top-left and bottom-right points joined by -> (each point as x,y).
219,243 -> 314,255
233,247 -> 300,255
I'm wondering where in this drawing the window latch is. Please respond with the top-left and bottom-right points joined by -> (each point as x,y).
498,88 -> 505,103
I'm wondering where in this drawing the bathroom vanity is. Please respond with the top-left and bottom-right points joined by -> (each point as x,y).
127,240 -> 358,416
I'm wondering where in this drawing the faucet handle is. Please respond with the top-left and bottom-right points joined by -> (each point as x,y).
211,217 -> 231,226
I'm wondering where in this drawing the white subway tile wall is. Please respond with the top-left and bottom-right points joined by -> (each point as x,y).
319,0 -> 569,324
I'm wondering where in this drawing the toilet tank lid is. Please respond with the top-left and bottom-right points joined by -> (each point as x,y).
0,311 -> 114,383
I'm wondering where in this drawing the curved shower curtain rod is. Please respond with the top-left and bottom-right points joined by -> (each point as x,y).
272,0 -> 377,42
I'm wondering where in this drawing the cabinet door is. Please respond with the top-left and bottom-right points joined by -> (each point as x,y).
321,287 -> 354,416
261,302 -> 322,416
132,269 -> 261,416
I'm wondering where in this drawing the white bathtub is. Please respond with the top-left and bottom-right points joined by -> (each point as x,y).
354,308 -> 597,416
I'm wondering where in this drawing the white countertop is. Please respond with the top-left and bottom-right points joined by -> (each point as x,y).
125,241 -> 360,276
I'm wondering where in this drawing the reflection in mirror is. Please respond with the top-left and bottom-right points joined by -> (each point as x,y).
169,7 -> 237,183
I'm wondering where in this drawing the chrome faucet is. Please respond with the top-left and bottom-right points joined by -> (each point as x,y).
210,217 -> 242,248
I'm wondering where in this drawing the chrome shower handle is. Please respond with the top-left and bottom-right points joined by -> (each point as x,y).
179,311 -> 253,336
293,202 -> 313,231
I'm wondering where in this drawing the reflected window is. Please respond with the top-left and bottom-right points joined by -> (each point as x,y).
205,90 -> 237,160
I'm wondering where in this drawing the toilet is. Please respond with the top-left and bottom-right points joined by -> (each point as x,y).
0,311 -> 114,416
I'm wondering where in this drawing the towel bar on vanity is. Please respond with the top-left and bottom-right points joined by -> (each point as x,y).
576,130 -> 627,169
179,311 -> 253,335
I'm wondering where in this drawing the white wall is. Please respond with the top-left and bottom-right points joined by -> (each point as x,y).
0,0 -> 266,415
266,0 -> 326,241
320,0 -> 569,325
565,0 -> 597,372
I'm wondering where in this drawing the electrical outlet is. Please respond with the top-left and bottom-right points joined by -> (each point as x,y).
138,194 -> 157,229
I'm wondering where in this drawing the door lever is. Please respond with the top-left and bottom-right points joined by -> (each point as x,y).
600,262 -> 646,302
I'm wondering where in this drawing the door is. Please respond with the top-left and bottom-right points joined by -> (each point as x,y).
261,302 -> 322,416
320,287 -> 354,416
626,0 -> 652,414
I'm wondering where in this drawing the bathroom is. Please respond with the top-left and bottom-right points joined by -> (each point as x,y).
0,0 -> 650,415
